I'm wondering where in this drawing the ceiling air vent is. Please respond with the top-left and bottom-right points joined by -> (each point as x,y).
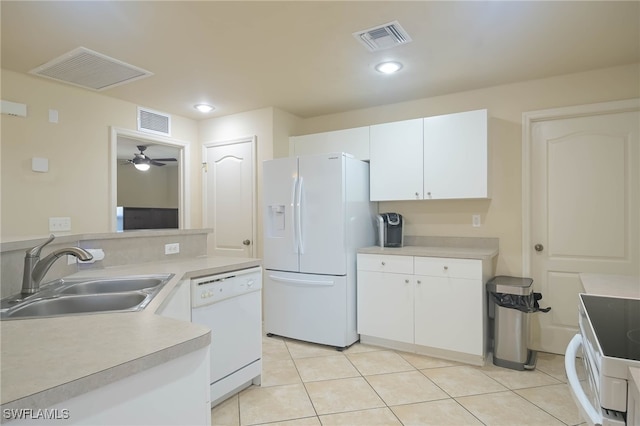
353,20 -> 412,52
29,47 -> 153,91
138,107 -> 171,136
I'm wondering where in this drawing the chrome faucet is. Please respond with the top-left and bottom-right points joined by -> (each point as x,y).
21,234 -> 93,295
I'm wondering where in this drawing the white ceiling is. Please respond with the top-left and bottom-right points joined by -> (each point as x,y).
117,136 -> 180,165
2,1 -> 639,121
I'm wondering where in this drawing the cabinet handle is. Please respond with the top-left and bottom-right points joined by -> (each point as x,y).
443,266 -> 448,271
417,280 -> 421,284
415,192 -> 420,198
405,279 -> 410,284
381,261 -> 386,266
427,192 -> 432,198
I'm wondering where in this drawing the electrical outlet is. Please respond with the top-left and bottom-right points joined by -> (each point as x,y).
165,243 -> 180,255
472,214 -> 481,228
49,217 -> 71,232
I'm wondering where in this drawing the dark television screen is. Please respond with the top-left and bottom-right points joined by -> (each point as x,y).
123,207 -> 178,230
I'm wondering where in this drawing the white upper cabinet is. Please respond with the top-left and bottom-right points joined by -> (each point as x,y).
290,126 -> 370,160
423,109 -> 489,199
292,109 -> 489,202
369,118 -> 424,201
369,109 -> 489,201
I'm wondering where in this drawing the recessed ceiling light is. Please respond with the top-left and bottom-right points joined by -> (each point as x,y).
375,61 -> 403,74
194,104 -> 214,113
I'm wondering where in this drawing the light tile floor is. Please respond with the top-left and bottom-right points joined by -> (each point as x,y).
212,335 -> 587,426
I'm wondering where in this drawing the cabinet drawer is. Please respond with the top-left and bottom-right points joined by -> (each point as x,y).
414,257 -> 481,279
357,254 -> 413,274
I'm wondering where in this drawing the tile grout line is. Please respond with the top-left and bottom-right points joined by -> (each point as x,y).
283,337 -> 322,424
252,337 -> 577,426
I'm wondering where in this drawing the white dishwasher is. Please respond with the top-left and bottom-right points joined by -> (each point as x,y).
191,266 -> 262,407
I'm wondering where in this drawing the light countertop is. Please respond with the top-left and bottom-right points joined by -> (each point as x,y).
579,273 -> 640,299
0,255 -> 261,411
358,245 -> 498,260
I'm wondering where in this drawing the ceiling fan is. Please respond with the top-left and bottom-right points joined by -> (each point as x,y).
127,145 -> 177,171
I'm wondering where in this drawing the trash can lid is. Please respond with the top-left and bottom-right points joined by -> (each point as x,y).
487,275 -> 534,295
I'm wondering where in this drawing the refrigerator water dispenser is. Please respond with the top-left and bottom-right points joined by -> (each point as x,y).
267,205 -> 286,237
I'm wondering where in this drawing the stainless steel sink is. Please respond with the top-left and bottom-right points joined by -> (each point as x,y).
5,293 -> 148,319
60,277 -> 164,295
0,273 -> 174,320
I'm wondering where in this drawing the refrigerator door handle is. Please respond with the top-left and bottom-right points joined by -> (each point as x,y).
268,274 -> 335,287
296,176 -> 304,254
291,176 -> 299,254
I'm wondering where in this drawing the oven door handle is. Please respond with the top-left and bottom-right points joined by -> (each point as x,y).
565,334 -> 603,426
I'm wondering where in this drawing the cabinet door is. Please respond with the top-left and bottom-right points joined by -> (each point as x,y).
291,127 -> 370,161
357,270 -> 414,343
423,109 -> 489,199
414,276 -> 483,356
370,118 -> 424,201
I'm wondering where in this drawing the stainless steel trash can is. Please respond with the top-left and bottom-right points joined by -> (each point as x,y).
487,276 -> 537,371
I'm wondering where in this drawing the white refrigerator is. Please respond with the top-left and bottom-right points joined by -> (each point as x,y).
263,152 -> 377,348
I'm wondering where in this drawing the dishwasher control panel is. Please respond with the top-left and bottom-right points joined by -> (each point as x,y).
191,267 -> 262,307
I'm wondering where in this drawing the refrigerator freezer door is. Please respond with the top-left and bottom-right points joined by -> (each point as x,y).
264,271 -> 356,347
298,154 -> 347,275
263,157 -> 299,272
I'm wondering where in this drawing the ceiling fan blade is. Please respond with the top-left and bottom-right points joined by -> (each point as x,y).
154,158 -> 177,162
150,160 -> 166,166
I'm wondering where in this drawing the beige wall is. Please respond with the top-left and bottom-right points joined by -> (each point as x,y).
292,64 -> 640,276
197,107 -> 301,258
117,164 -> 179,208
0,70 -> 199,239
3,64 -> 638,274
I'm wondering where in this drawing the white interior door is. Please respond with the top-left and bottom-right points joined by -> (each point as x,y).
203,137 -> 256,257
527,103 -> 639,354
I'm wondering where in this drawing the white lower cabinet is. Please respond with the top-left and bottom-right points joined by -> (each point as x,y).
9,347 -> 211,425
357,270 -> 414,344
628,368 -> 640,426
357,253 -> 488,364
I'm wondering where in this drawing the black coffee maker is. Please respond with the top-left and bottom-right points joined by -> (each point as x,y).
376,213 -> 404,248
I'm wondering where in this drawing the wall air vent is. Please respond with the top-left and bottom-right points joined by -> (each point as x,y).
138,107 -> 171,136
29,47 -> 153,91
353,20 -> 412,52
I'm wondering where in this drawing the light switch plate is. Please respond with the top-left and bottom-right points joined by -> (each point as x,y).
49,217 -> 71,232
472,214 -> 481,227
49,109 -> 59,123
32,157 -> 49,173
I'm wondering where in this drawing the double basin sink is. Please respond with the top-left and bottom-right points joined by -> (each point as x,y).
0,274 -> 174,320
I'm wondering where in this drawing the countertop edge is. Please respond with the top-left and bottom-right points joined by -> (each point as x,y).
1,229 -> 213,252
1,331 -> 211,411
0,255 -> 260,409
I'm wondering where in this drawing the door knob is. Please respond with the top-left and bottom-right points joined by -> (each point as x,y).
534,244 -> 544,252
243,239 -> 251,246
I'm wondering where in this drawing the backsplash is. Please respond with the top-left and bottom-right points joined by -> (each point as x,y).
0,230 -> 209,298
404,235 -> 499,251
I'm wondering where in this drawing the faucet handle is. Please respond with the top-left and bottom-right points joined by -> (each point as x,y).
26,234 -> 55,258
